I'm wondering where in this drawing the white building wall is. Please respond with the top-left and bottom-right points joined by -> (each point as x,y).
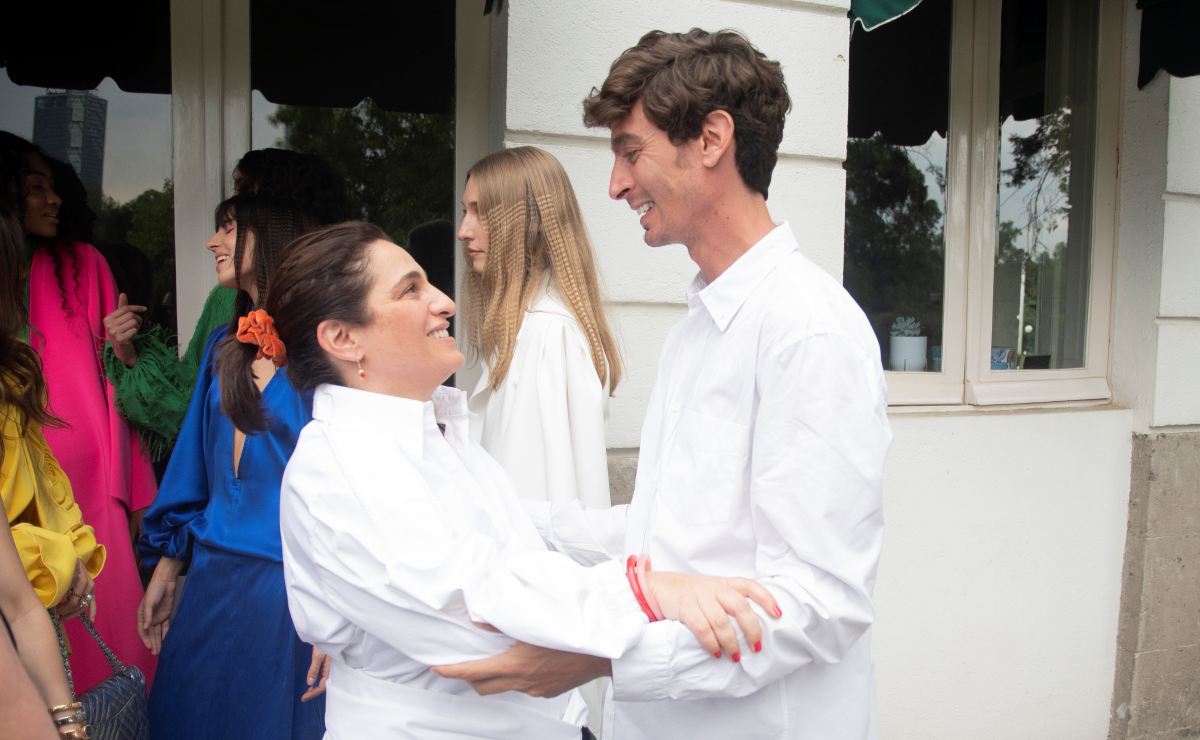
501,0 -> 851,446
1153,75 -> 1200,427
494,1 -> 1139,738
876,408 -> 1131,740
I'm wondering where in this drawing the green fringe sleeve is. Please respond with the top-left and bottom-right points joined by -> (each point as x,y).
104,286 -> 238,461
104,325 -> 192,462
182,286 -> 239,382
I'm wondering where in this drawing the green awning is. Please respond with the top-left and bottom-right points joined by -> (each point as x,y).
850,0 -> 925,31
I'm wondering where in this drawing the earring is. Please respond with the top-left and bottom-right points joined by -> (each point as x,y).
356,359 -> 366,381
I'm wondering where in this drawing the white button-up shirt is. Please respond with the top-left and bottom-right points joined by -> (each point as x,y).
530,223 -> 891,739
280,385 -> 649,739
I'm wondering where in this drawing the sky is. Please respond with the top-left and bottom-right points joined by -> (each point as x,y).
1,73 -> 287,203
894,115 -> 1068,258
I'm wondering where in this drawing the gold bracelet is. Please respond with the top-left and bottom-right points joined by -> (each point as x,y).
54,713 -> 87,727
57,726 -> 90,740
48,701 -> 83,716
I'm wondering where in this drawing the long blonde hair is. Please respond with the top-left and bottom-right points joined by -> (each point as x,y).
466,146 -> 622,393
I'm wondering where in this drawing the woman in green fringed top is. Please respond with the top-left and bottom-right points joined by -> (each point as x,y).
102,149 -> 349,461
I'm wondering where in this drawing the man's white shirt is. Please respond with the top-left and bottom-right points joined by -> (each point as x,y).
529,222 -> 891,739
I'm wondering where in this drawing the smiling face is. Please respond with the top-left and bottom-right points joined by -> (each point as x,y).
206,216 -> 256,296
607,101 -> 700,248
354,240 -> 462,399
21,152 -> 62,239
457,175 -> 489,273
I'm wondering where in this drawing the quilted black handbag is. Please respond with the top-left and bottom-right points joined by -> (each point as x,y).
51,610 -> 150,740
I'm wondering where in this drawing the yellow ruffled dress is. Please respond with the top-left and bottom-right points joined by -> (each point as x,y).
2,403 -> 105,608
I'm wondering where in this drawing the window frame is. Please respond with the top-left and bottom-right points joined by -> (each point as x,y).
881,0 -> 1121,407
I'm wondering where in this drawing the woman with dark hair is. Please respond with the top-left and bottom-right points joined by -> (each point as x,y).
258,223 -> 778,738
0,129 -> 157,693
102,148 -> 350,462
134,193 -> 328,739
1,135 -> 97,740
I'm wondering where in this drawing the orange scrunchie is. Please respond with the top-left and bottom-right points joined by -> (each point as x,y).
235,309 -> 287,367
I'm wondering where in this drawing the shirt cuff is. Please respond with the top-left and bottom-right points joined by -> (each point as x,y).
610,621 -> 682,701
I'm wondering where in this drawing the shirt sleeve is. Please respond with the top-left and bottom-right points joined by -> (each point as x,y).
3,420 -> 107,609
533,319 -> 612,508
281,426 -> 649,668
137,329 -> 224,567
522,498 -> 628,567
103,326 -> 192,462
611,332 -> 890,700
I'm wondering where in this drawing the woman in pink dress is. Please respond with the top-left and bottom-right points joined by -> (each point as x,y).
2,131 -> 157,691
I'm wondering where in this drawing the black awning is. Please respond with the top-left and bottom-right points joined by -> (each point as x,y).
250,0 -> 453,114
2,1 -> 457,114
1137,0 -> 1200,89
0,1 -> 172,94
848,0 -> 951,145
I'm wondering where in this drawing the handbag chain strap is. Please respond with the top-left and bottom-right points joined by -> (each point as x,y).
48,609 -> 77,699
78,612 -> 129,674
48,608 -> 130,700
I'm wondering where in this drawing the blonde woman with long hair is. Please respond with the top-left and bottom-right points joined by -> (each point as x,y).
459,147 -> 621,510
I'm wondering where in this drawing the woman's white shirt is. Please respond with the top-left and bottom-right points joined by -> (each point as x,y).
469,284 -> 611,509
279,384 -> 646,739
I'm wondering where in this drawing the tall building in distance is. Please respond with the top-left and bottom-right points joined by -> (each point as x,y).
32,90 -> 107,197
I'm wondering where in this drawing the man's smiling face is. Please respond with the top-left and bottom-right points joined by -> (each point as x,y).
607,101 -> 700,248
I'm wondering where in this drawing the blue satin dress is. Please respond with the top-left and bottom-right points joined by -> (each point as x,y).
140,327 -> 324,739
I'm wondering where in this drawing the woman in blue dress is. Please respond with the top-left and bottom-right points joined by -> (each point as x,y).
136,193 -> 327,739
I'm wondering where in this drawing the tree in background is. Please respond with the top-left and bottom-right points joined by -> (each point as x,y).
843,135 -> 945,346
95,180 -> 176,332
267,99 -> 454,241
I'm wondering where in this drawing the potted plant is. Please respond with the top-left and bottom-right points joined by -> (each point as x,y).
889,316 -> 927,371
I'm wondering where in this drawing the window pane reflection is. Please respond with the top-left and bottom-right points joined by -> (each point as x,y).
1,76 -> 175,333
992,0 -> 1099,370
844,0 -> 951,373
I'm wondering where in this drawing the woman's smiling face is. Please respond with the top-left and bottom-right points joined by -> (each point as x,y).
353,240 -> 462,400
21,152 -> 62,239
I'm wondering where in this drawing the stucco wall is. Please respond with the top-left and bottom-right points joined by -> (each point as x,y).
500,0 -> 851,447
1107,5 -> 1200,736
877,408 -> 1132,740
1153,73 -> 1200,428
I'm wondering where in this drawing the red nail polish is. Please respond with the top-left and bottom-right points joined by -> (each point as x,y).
772,606 -> 783,618
732,652 -> 741,663
713,651 -> 722,659
753,641 -> 762,653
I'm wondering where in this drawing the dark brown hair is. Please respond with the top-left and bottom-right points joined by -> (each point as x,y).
0,143 -> 59,438
233,148 -> 350,225
214,194 -> 320,432
223,222 -> 385,433
0,131 -> 86,316
582,28 -> 791,199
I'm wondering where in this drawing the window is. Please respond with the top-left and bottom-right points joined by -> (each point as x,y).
1,78 -> 175,333
844,0 -> 1119,405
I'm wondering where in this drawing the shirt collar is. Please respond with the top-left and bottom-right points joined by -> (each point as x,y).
686,222 -> 798,332
312,383 -> 471,455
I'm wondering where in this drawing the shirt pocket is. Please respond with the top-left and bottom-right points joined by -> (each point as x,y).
659,410 -> 750,525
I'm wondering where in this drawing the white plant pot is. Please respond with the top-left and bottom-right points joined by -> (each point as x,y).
889,336 -> 927,372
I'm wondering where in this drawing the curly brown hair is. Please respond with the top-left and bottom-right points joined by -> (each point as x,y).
582,28 -> 791,199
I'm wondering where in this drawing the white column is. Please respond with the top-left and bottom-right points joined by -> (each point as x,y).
170,0 -> 251,352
